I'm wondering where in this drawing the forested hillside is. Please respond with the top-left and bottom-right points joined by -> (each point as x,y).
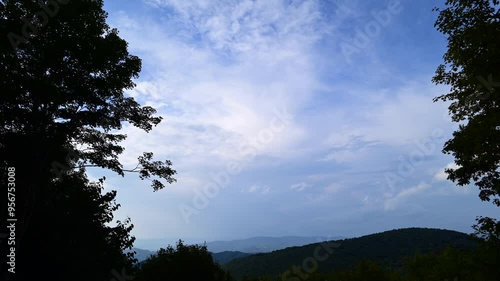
224,228 -> 476,280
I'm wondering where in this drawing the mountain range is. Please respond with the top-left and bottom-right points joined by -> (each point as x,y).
128,236 -> 342,263
204,236 -> 344,253
128,227 -> 477,281
222,228 -> 477,280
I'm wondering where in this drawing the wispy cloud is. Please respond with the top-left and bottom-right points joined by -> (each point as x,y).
433,162 -> 459,181
246,184 -> 271,195
324,183 -> 343,193
290,182 -> 312,192
384,182 -> 431,211
92,0 -> 500,241
145,0 -> 327,54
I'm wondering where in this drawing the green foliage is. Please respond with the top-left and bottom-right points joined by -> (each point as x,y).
404,247 -> 475,281
329,259 -> 402,281
472,216 -> 500,246
224,228 -> 475,280
246,241 -> 500,281
403,243 -> 500,281
0,1 -> 175,280
431,0 -> 500,240
0,0 -> 176,191
136,240 -> 234,281
10,169 -> 137,281
212,251 -> 254,265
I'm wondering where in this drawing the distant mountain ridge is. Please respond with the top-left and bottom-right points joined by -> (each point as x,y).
205,236 -> 345,253
211,251 -> 253,264
127,248 -> 154,262
128,235 -> 345,263
127,247 -> 252,265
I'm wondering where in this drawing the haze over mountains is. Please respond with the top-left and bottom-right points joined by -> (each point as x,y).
204,236 -> 345,253
129,235 -> 345,262
129,227 -> 477,280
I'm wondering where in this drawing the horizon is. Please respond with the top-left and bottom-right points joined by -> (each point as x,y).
132,226 -> 472,251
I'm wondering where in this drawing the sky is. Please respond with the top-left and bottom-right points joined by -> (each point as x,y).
86,0 -> 499,250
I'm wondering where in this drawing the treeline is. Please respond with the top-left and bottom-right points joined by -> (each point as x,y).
129,234 -> 499,281
223,228 -> 476,280
242,242 -> 500,281
134,240 -> 234,281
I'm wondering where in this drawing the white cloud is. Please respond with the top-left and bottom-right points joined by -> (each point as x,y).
145,0 -> 327,55
290,182 -> 312,192
106,2 -> 326,174
95,0 -> 483,239
324,183 -> 343,193
109,1 -> 454,175
384,182 -> 431,211
434,162 -> 459,181
246,184 -> 271,194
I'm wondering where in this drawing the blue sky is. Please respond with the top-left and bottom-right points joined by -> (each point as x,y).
88,0 -> 499,250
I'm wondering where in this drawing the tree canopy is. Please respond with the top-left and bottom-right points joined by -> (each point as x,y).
14,170 -> 137,281
432,0 -> 500,243
0,0 -> 176,190
0,1 -> 176,280
136,240 -> 234,281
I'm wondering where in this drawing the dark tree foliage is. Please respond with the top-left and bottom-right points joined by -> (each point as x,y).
432,0 -> 500,240
402,245 -> 500,281
136,240 -> 234,281
223,228 -> 475,280
243,245 -> 500,281
0,0 -> 176,280
16,170 -> 137,281
0,0 -> 176,188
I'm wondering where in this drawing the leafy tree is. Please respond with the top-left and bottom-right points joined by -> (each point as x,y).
0,0 -> 176,280
403,245 -> 500,281
329,259 -> 402,281
12,169 -> 138,281
432,0 -> 500,241
0,0 -> 175,266
136,240 -> 234,281
224,228 -> 474,280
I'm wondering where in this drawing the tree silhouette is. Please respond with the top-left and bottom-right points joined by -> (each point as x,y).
15,169 -> 137,281
136,240 -> 234,281
432,0 -> 500,243
0,0 -> 176,280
